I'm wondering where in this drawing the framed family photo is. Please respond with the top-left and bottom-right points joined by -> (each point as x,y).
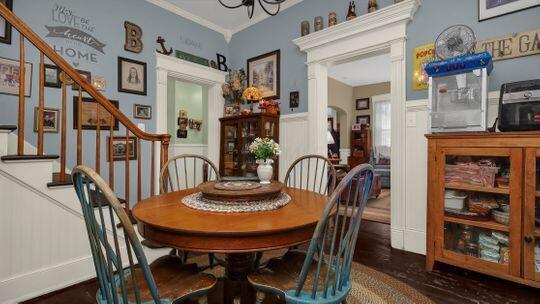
134,104 -> 152,120
479,0 -> 540,20
44,64 -> 61,88
73,97 -> 120,130
107,136 -> 138,161
118,57 -> 147,95
247,49 -> 280,100
356,98 -> 370,110
33,107 -> 59,133
0,57 -> 32,96
290,91 -> 299,109
224,103 -> 240,117
0,0 -> 13,44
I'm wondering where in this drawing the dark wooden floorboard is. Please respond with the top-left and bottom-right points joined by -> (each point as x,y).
22,221 -> 539,304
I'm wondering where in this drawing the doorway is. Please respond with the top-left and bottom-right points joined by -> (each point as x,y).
327,54 -> 392,225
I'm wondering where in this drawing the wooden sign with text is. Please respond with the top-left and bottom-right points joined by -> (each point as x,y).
475,28 -> 540,61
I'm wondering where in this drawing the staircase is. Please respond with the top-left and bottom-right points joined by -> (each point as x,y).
0,4 -> 170,302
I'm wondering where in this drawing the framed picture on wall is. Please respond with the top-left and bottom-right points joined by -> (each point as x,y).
118,57 -> 147,95
479,0 -> 540,21
44,64 -> 61,88
356,115 -> 370,126
0,0 -> 13,44
71,70 -> 91,91
134,104 -> 152,120
73,97 -> 119,130
107,136 -> 138,161
290,91 -> 299,109
0,57 -> 32,96
247,49 -> 280,100
33,107 -> 59,133
355,98 -> 370,110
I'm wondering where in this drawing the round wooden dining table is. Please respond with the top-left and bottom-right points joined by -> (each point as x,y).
132,186 -> 328,304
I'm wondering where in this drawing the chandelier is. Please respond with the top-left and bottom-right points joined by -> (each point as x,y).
218,0 -> 286,19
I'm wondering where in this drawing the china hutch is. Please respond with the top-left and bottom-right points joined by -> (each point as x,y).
348,127 -> 371,168
219,113 -> 279,179
426,131 -> 540,288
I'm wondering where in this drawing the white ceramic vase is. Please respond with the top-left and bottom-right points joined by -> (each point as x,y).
257,159 -> 274,184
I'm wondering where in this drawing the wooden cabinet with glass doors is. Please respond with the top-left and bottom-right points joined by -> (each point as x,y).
219,113 -> 279,179
426,132 -> 540,288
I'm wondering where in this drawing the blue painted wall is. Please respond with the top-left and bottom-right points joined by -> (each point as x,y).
229,0 -> 540,112
0,0 -> 228,202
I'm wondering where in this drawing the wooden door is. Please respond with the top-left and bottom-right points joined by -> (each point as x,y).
221,121 -> 240,177
434,147 -> 522,279
524,148 -> 540,282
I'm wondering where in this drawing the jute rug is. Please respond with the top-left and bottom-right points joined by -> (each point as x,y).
192,252 -> 433,304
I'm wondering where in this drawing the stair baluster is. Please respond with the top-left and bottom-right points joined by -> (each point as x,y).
59,72 -> 67,182
17,35 -> 25,155
37,52 -> 44,155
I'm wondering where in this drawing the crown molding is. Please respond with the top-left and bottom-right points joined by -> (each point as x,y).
147,0 -> 303,43
146,0 -> 230,39
293,0 -> 420,52
230,0 -> 304,35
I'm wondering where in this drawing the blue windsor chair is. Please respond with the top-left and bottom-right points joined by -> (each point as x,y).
159,154 -> 221,266
72,165 -> 217,304
248,163 -> 374,304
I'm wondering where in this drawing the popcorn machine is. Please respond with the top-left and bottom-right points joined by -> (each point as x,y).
426,52 -> 493,133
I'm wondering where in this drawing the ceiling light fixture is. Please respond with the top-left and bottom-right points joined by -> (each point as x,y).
218,0 -> 286,19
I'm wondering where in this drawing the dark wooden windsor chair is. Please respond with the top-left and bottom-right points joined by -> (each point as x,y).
159,154 -> 221,267
284,155 -> 338,196
248,164 -> 375,304
72,165 -> 216,304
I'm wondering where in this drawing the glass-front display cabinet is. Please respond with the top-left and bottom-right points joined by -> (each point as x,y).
426,132 -> 540,289
219,113 -> 279,179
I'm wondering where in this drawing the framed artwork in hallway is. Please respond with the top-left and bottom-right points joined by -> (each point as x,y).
0,0 -> 12,44
107,136 -> 138,161
247,49 -> 280,100
33,107 -> 59,133
356,98 -> 370,110
356,115 -> 370,126
0,56 -> 32,96
118,57 -> 147,95
479,0 -> 540,20
73,97 -> 119,130
43,64 -> 61,88
134,104 -> 152,120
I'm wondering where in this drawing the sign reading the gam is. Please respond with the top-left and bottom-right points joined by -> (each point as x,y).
476,28 -> 540,61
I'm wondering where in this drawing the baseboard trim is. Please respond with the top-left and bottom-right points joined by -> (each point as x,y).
390,228 -> 404,250
404,228 -> 426,255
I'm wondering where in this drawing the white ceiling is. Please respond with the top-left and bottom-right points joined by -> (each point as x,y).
328,53 -> 391,87
146,0 -> 304,41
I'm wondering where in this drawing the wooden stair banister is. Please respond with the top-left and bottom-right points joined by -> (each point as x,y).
0,3 -> 170,215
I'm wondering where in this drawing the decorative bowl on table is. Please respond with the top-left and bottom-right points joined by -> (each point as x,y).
213,181 -> 261,191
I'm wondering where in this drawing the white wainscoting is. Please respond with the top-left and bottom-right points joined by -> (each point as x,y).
403,92 -> 500,255
278,113 -> 309,181
170,144 -> 209,158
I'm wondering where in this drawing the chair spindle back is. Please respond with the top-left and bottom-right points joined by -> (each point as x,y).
284,155 -> 337,195
72,165 -> 160,304
160,154 -> 220,193
295,164 -> 374,300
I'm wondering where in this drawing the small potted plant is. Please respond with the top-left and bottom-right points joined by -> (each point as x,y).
249,137 -> 281,184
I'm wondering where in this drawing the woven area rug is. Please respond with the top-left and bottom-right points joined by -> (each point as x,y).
192,253 -> 433,304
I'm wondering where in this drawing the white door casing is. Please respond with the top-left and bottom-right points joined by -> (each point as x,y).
155,53 -> 227,190
292,0 -> 420,250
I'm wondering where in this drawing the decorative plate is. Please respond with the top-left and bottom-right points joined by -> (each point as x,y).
214,181 -> 261,191
181,192 -> 291,213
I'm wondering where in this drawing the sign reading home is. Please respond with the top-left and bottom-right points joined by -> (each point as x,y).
476,28 -> 540,61
46,4 -> 107,65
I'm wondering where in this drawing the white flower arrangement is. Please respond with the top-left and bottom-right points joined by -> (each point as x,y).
249,137 -> 281,161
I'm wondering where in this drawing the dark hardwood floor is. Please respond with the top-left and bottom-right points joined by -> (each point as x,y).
22,221 -> 539,304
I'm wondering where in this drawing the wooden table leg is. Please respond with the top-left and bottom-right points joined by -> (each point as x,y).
224,253 -> 255,304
